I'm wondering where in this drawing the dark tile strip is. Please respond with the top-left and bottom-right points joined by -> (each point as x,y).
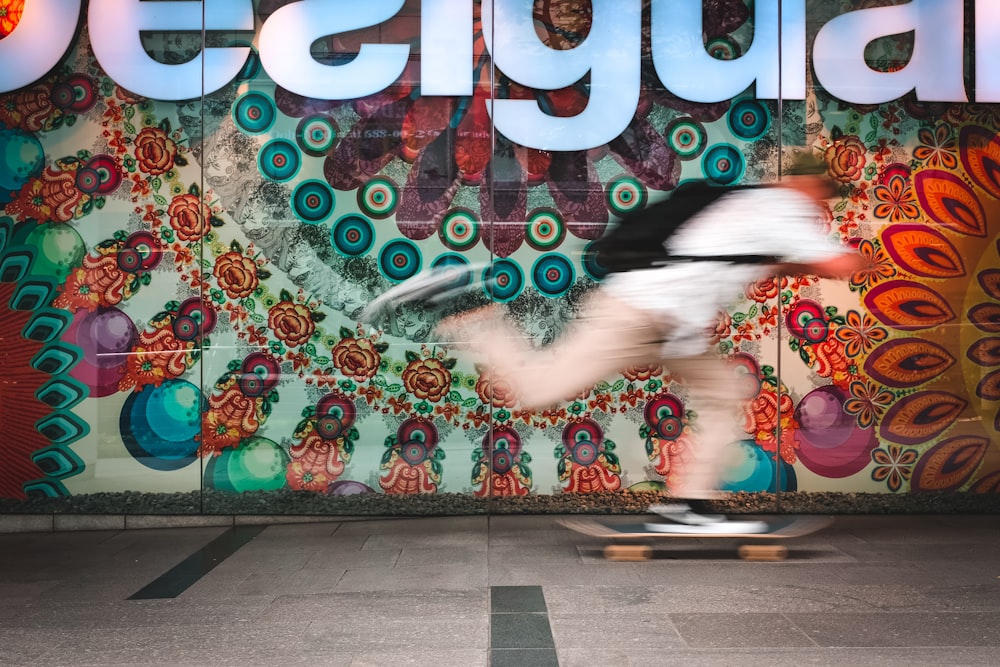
490,585 -> 559,666
128,525 -> 265,600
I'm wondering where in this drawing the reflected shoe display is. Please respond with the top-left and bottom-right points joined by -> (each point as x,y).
360,263 -> 487,323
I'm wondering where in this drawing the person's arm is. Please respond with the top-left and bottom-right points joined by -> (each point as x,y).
771,250 -> 865,279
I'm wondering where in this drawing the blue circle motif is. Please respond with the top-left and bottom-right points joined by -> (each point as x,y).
292,179 -> 335,224
331,214 -> 375,256
728,99 -> 770,140
379,239 -> 422,282
483,259 -> 524,303
233,91 -> 276,135
702,144 -> 745,185
120,380 -> 205,471
257,139 -> 301,182
531,253 -> 575,298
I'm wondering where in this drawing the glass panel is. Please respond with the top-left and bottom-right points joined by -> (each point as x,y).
788,0 -> 1000,498
0,11 -> 206,511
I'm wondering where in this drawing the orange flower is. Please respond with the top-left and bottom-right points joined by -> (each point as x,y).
834,310 -> 888,358
167,193 -> 211,242
476,371 -> 518,408
850,239 -> 896,292
824,135 -> 867,183
54,268 -> 101,312
402,357 -> 452,402
331,337 -> 381,381
214,252 -> 259,299
133,126 -> 177,175
871,173 -> 920,223
268,301 -> 315,348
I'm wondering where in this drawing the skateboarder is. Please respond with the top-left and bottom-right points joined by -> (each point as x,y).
364,152 -> 863,533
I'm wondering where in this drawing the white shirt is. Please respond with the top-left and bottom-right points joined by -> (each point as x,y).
603,186 -> 846,357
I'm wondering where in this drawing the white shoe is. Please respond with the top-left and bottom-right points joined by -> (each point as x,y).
643,519 -> 769,534
648,503 -> 726,525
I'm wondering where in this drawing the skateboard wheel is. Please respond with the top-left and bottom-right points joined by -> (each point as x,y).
604,544 -> 652,561
737,544 -> 787,561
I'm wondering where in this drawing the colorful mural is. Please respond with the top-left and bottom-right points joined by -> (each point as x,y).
1,0 -> 999,508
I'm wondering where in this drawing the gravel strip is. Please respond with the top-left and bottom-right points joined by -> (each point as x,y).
2,490 -> 999,516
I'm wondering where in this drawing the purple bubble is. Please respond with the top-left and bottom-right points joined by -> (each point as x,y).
327,480 -> 374,496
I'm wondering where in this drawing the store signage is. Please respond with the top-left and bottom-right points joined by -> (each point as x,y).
1,0 -> 994,151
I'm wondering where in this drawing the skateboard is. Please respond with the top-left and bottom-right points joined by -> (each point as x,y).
558,515 -> 834,562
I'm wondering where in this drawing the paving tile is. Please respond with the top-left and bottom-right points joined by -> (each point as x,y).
558,647 -> 1000,667
305,613 -> 488,649
548,612 -> 685,648
395,546 -> 489,567
332,563 -> 487,592
260,589 -> 488,622
492,585 -> 548,613
491,612 -> 555,649
490,648 -> 559,667
670,612 -> 816,648
350,649 -> 487,666
489,563 -> 645,586
787,611 -> 1000,647
53,514 -> 126,531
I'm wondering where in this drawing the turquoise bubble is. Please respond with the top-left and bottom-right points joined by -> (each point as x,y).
0,128 -> 44,197
226,436 -> 289,492
25,223 -> 85,281
145,380 -> 203,444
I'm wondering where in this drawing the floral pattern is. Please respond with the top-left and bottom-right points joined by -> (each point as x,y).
1,1 -> 999,502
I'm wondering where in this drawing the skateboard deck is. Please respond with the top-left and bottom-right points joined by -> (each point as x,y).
559,515 -> 834,561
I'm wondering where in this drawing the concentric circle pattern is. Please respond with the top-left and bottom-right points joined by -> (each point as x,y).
531,253 -> 575,298
379,239 -> 422,282
483,259 -> 524,303
331,214 -> 375,256
358,176 -> 400,219
525,208 -> 566,251
257,139 -> 301,182
605,177 -> 647,217
665,117 -> 708,160
702,144 -> 745,185
438,208 -> 480,251
296,114 -> 338,156
234,91 -> 277,135
292,180 -> 336,224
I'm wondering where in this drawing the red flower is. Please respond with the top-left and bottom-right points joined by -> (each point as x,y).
167,193 -> 211,242
134,126 -> 177,175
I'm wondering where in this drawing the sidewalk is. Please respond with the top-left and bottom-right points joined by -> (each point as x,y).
1,514 -> 999,666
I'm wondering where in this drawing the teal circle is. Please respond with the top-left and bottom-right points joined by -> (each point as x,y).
226,436 -> 289,492
0,128 -> 44,197
379,239 -> 422,282
531,254 -> 574,298
292,179 -> 335,224
233,91 -> 276,135
483,259 -> 524,303
728,99 -> 770,140
258,139 -> 301,182
331,214 -> 375,256
702,144 -> 745,185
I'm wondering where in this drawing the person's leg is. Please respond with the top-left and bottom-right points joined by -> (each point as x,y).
644,347 -> 766,533
662,349 -> 751,500
438,289 -> 665,410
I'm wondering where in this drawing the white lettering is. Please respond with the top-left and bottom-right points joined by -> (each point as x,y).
258,0 -> 409,100
0,0 -> 80,92
651,0 -> 806,102
482,0 -> 641,151
813,0 -> 967,104
420,0 -> 473,96
89,0 -> 253,101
